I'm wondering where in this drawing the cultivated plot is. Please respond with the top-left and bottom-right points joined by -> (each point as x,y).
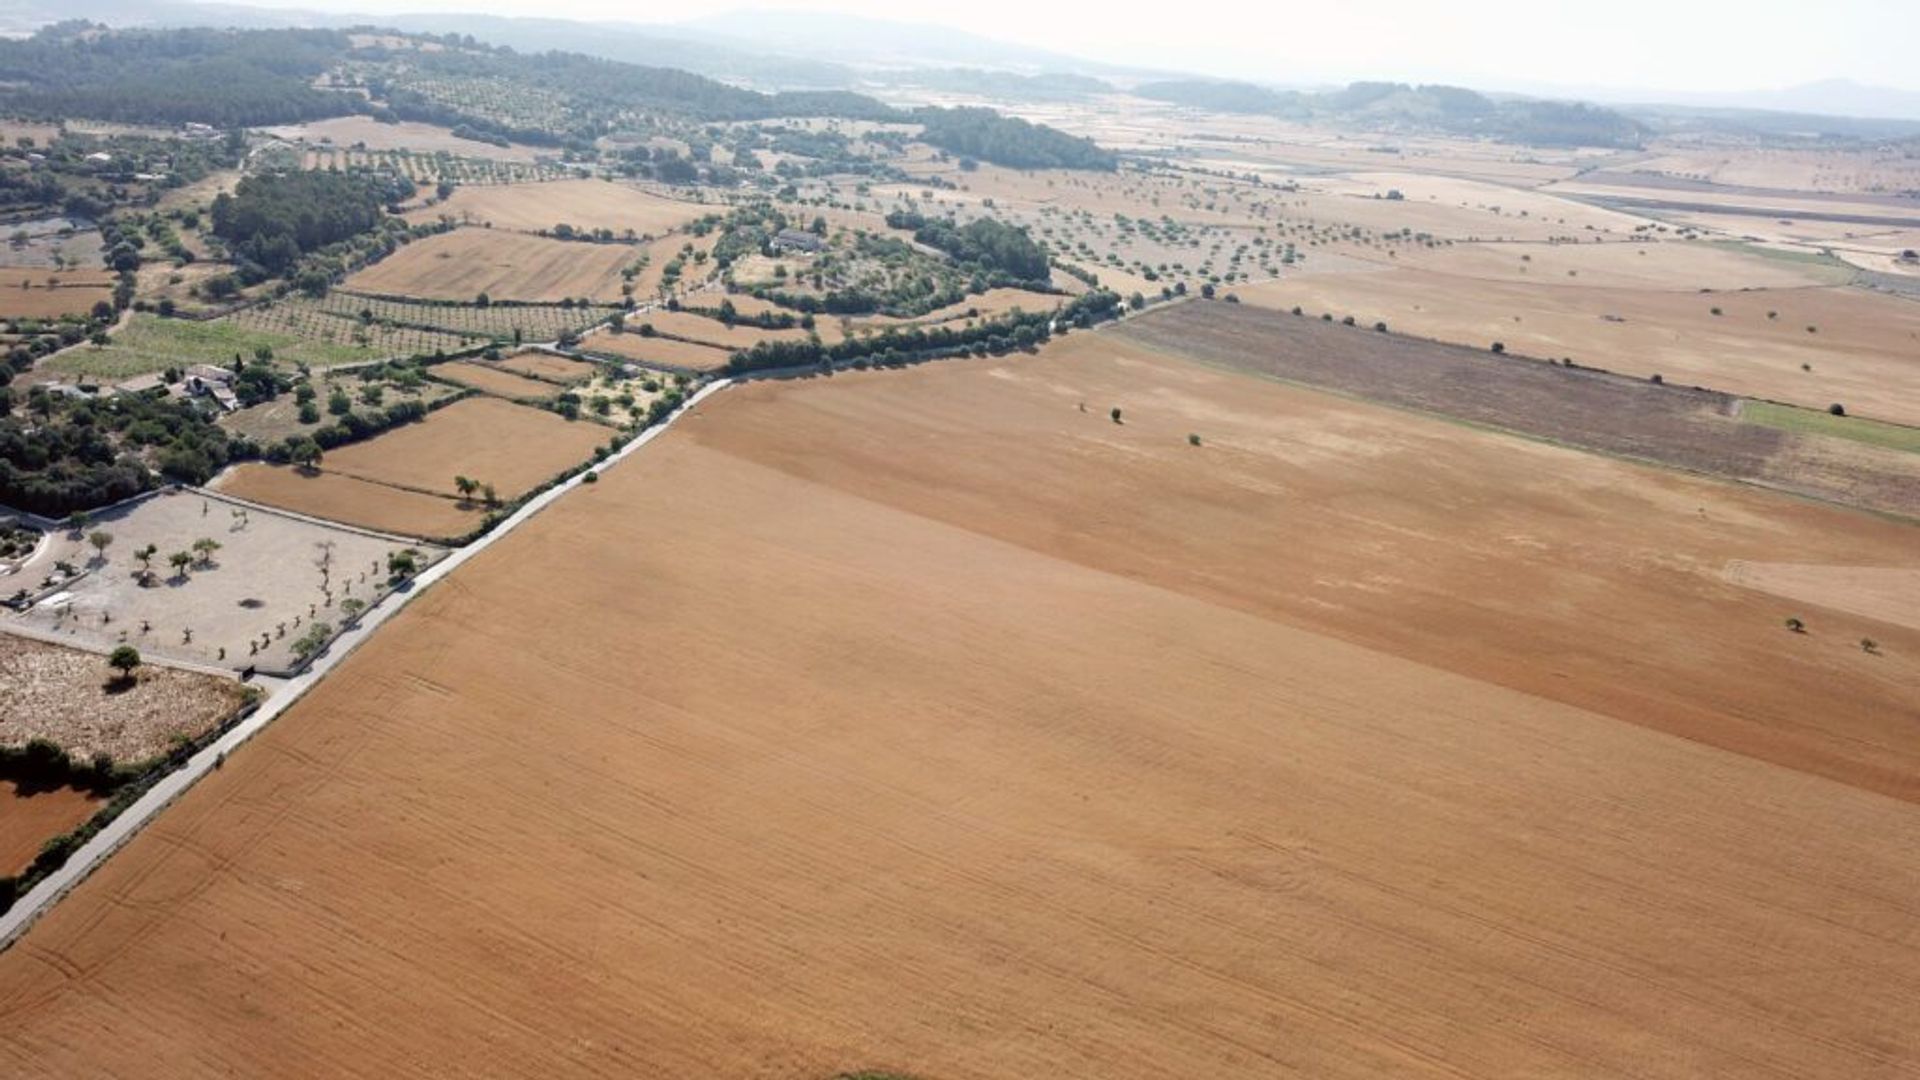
303,395 -> 609,501
406,179 -> 709,237
344,229 -> 638,304
2,341 -> 1914,1078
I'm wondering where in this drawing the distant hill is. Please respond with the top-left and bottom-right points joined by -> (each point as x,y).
1,0 -> 861,89
893,69 -> 1113,102
1135,80 -> 1303,115
1637,79 -> 1920,123
668,9 -> 1131,76
1139,79 -> 1644,148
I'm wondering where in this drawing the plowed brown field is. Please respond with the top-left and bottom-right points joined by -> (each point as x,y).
0,783 -> 99,876
3,337 -> 1918,1077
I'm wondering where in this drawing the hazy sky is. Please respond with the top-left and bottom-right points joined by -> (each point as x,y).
246,0 -> 1919,94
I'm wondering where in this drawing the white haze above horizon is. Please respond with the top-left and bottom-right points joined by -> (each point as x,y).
223,0 -> 1920,97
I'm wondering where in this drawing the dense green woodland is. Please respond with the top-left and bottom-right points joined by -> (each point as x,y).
0,24 -> 1116,170
0,24 -> 349,128
0,389 -> 244,516
914,107 -> 1117,170
891,214 -> 1053,282
211,171 -> 408,276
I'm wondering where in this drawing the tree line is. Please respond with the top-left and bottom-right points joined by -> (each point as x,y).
726,289 -> 1122,375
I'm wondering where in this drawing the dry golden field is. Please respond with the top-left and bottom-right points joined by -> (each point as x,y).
0,783 -> 98,877
259,117 -> 543,162
214,466 -> 482,539
1232,271 -> 1920,425
406,179 -> 709,237
345,229 -> 637,303
434,361 -> 558,399
3,333 -> 1916,1077
495,351 -> 598,383
315,396 -> 609,500
0,269 -> 114,319
578,328 -> 734,371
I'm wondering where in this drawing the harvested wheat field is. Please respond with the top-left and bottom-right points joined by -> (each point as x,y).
434,361 -> 556,399
3,335 -> 1917,1077
345,228 -> 636,303
407,179 -> 707,236
0,269 -> 114,318
259,117 -> 542,162
213,466 -> 481,540
495,350 -> 597,383
318,396 -> 608,500
578,329 -> 733,371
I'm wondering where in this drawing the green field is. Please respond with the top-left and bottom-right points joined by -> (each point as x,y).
1743,399 -> 1920,454
41,314 -> 384,381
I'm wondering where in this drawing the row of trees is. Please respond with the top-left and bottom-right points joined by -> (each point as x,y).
726,289 -> 1122,375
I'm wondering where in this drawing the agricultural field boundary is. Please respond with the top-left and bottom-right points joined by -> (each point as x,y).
0,378 -> 734,953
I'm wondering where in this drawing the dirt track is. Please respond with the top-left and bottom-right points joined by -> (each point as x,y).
2,343 -> 1917,1077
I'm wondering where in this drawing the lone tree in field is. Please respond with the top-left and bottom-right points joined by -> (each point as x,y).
454,476 -> 479,502
87,530 -> 113,560
1188,433 -> 1202,446
1861,637 -> 1880,654
168,550 -> 193,579
107,645 -> 141,684
1110,407 -> 1123,424
1784,616 -> 1806,633
133,543 -> 159,584
191,537 -> 221,567
1491,341 -> 1507,354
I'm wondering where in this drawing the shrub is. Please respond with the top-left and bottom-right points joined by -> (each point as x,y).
1784,616 -> 1805,633
1828,403 -> 1846,417
1187,433 -> 1201,446
108,645 -> 141,680
1110,407 -> 1123,424
1490,341 -> 1506,354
